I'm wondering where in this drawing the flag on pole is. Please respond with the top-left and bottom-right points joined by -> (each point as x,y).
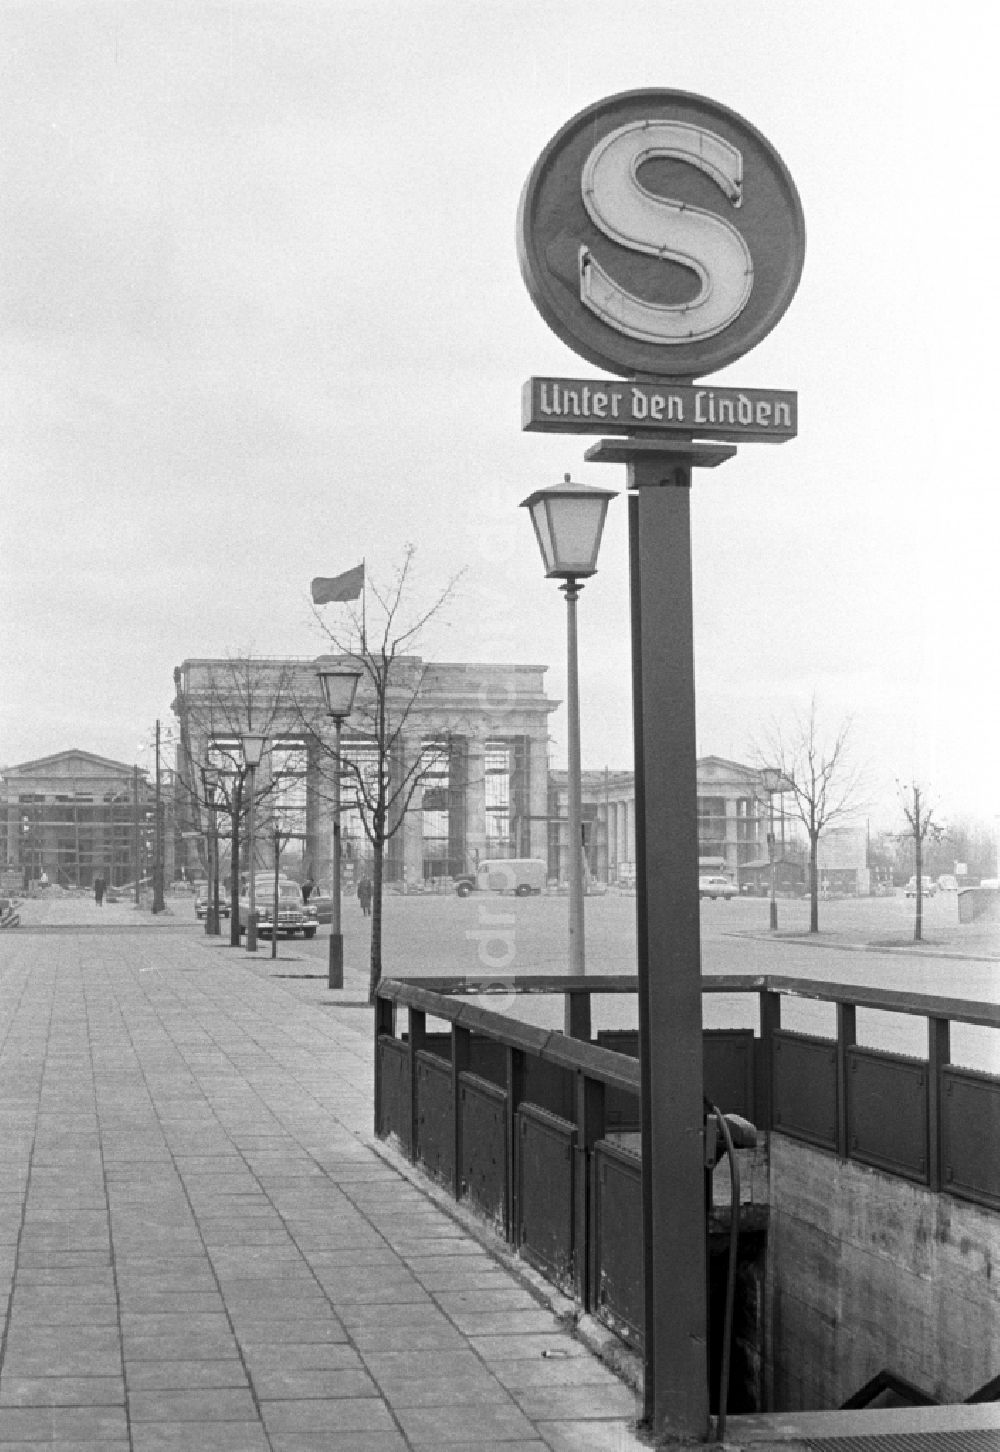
311,563 -> 365,604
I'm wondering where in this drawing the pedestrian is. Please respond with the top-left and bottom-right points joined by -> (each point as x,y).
357,875 -> 372,917
94,874 -> 106,907
301,874 -> 314,903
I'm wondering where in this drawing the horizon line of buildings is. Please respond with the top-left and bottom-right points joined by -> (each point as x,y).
1,654 -> 870,895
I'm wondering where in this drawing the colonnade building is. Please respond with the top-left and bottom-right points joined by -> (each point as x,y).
172,656 -> 556,888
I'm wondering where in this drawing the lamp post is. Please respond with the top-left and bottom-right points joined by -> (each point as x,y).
318,667 -> 362,990
761,767 -> 783,931
200,764 -> 221,936
521,473 -> 616,1038
153,719 -> 165,913
241,733 -> 266,952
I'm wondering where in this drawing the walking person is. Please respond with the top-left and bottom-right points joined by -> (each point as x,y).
357,875 -> 372,917
94,874 -> 106,907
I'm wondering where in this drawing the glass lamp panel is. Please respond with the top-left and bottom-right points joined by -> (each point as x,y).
318,670 -> 361,718
242,733 -> 266,768
547,496 -> 609,576
529,499 -> 557,574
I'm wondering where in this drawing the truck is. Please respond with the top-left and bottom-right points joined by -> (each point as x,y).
453,858 -> 547,898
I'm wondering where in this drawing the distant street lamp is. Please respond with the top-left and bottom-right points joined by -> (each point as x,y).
760,767 -> 783,931
521,473 -> 616,1038
241,733 -> 266,952
318,667 -> 362,990
199,763 -> 221,936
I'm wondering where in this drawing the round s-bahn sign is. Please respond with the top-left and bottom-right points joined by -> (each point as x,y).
517,90 -> 805,380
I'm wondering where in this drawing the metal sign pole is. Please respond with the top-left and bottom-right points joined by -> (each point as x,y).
591,437 -> 735,1438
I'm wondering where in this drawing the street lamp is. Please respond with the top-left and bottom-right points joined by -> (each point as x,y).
318,667 -> 362,990
199,763 -> 221,936
241,733 -> 266,952
760,767 -> 783,931
521,473 -> 616,1038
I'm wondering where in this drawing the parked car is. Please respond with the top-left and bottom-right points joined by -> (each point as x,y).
904,876 -> 937,898
238,877 -> 316,938
699,874 -> 737,901
195,888 -> 230,919
304,887 -> 333,925
454,858 -> 547,898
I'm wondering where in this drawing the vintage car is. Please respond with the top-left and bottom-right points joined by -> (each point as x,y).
698,874 -> 737,901
239,877 -> 316,938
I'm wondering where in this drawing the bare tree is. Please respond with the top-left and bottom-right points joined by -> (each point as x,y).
173,656 -> 297,946
310,548 -> 463,1001
897,781 -> 946,942
759,697 -> 865,933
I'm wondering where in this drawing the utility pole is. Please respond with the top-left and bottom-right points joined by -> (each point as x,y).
153,720 -> 165,913
132,764 -> 141,906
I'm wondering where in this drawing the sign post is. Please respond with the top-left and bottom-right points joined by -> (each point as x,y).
518,88 -> 804,1440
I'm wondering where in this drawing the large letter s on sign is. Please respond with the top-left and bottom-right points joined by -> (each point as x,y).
580,120 -> 753,345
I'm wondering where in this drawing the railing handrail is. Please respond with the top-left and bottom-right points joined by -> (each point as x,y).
380,973 -> 1000,1032
379,978 -> 640,1093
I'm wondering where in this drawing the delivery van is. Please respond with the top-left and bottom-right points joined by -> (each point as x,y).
454,858 -> 547,898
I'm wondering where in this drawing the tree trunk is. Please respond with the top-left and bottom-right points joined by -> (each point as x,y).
367,831 -> 385,1004
809,834 -> 820,933
914,824 -> 923,943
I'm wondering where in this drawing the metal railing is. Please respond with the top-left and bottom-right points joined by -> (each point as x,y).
375,971 -> 1000,1243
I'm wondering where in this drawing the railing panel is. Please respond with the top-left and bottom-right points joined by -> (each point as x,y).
415,1049 -> 453,1187
705,1030 -> 756,1121
458,1072 -> 507,1227
593,1139 -> 644,1350
595,1031 -> 640,1132
517,1103 -> 576,1291
468,1035 -> 507,1088
377,1035 -> 411,1154
523,1056 -> 574,1121
941,1067 -> 1000,1209
773,1031 -> 837,1150
847,1048 -> 928,1182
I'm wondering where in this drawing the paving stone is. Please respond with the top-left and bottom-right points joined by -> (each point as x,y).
0,1405 -> 129,1441
247,1368 -> 378,1399
125,1360 -> 249,1391
394,1399 -> 538,1444
128,1388 -> 259,1422
0,1376 -> 125,1406
511,1383 -> 641,1419
131,1424 -> 271,1451
260,1398 -> 396,1434
539,1419 -> 648,1451
240,1344 -> 365,1375
267,1435 -> 408,1452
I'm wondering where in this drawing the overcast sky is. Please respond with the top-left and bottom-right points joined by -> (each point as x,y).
1,2 -> 995,827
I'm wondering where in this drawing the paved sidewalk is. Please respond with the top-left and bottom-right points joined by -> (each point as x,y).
0,924 -> 645,1451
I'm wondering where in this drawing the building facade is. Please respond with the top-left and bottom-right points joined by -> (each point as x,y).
549,755 -> 784,885
0,750 -> 157,890
172,656 -> 557,888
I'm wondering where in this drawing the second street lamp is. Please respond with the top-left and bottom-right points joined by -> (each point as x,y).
199,763 -> 221,936
241,732 -> 266,952
521,473 -> 616,1038
318,667 -> 362,991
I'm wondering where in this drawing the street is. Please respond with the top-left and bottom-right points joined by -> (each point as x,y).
158,886 -> 998,1073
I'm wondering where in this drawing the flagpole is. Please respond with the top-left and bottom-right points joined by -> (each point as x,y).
361,558 -> 367,657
